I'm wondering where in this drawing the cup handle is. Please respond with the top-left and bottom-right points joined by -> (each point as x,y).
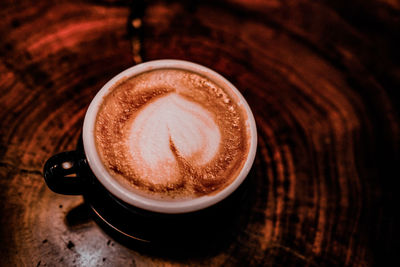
43,151 -> 88,195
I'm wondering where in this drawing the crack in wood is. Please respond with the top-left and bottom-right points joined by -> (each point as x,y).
0,161 -> 43,176
268,243 -> 316,265
128,0 -> 146,64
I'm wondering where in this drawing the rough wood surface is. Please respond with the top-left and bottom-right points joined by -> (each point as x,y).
0,0 -> 398,266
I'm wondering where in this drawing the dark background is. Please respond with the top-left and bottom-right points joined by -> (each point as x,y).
0,0 -> 399,266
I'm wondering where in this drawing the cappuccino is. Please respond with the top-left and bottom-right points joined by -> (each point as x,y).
94,68 -> 250,200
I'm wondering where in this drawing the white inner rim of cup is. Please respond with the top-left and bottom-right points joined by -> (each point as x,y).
83,59 -> 257,214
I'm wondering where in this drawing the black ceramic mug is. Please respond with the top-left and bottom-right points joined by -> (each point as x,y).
43,60 -> 258,246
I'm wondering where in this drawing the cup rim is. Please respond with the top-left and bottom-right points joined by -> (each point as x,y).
82,59 -> 257,214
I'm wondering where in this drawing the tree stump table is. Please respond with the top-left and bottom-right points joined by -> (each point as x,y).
0,0 -> 398,266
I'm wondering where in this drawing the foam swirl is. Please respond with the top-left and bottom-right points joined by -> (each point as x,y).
129,93 -> 221,186
95,69 -> 249,199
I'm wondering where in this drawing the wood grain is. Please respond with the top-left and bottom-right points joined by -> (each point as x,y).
0,0 -> 398,266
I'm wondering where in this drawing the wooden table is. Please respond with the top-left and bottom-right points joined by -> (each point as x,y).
1,0 -> 398,266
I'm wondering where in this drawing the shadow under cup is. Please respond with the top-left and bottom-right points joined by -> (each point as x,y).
43,60 -> 258,250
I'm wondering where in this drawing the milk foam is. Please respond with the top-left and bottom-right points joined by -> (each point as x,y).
95,69 -> 249,199
128,93 -> 221,186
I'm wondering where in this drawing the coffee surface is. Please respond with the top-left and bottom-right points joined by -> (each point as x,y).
95,68 -> 250,200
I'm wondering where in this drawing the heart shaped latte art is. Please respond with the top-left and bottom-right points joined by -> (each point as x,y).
128,93 -> 221,186
95,69 -> 249,198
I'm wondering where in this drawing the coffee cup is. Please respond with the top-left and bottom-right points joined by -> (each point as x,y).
43,60 -> 257,243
